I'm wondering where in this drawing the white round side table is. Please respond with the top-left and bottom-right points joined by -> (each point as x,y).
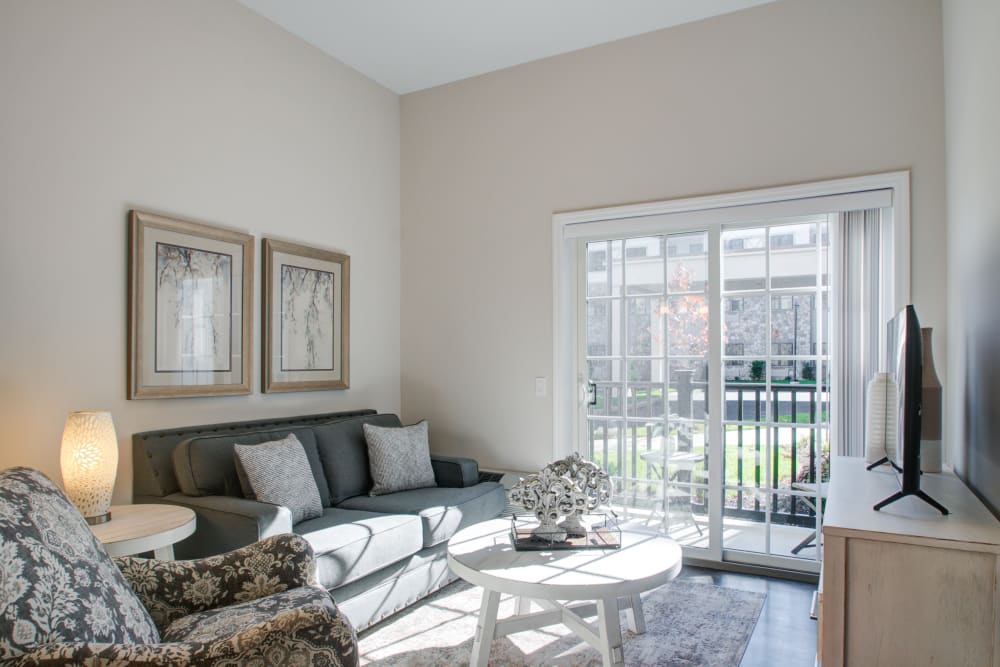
90,504 -> 196,560
447,518 -> 682,667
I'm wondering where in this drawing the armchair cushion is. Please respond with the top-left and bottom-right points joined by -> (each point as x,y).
162,585 -> 339,642
15,596 -> 358,666
0,467 -> 159,661
115,533 -> 316,632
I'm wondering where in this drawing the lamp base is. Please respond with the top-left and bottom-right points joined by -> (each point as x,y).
85,512 -> 111,526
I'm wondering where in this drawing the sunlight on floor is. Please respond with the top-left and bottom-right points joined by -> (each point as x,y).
612,507 -> 820,561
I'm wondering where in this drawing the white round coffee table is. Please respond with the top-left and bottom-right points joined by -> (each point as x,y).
447,518 -> 682,667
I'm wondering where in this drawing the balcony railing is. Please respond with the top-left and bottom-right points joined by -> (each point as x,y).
588,379 -> 829,529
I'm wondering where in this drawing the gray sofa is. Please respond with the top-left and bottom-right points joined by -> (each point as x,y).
133,409 -> 506,630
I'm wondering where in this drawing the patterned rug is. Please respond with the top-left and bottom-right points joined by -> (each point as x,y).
358,578 -> 766,666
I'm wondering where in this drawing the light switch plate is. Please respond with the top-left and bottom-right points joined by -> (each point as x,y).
535,377 -> 547,397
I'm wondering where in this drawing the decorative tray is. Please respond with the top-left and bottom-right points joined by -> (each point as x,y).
510,513 -> 621,551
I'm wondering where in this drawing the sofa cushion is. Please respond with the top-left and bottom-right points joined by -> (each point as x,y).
0,468 -> 160,659
234,435 -> 323,524
364,421 -> 436,496
173,427 -> 331,506
312,414 -> 402,504
336,482 -> 506,548
294,507 -> 423,590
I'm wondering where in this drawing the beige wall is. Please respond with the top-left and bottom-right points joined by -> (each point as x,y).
401,0 -> 947,472
943,0 -> 1000,514
0,1 -> 401,500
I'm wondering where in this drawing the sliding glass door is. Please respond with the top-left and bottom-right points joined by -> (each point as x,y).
580,218 -> 831,571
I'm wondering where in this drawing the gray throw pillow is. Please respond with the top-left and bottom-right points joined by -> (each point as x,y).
233,434 -> 323,524
364,420 -> 437,496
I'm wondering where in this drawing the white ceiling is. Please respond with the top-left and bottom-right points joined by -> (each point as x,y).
238,0 -> 776,94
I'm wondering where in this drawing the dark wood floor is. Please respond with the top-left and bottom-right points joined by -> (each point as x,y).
676,565 -> 818,667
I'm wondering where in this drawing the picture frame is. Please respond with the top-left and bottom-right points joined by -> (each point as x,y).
128,210 -> 254,399
262,238 -> 350,393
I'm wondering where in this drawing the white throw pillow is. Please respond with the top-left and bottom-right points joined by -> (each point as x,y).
363,420 -> 437,496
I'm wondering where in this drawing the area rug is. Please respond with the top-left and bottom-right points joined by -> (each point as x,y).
358,579 -> 766,666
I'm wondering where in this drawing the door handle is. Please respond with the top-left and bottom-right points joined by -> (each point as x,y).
587,382 -> 597,406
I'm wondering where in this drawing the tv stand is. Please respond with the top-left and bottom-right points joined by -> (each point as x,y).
818,457 -> 1000,666
873,488 -> 949,514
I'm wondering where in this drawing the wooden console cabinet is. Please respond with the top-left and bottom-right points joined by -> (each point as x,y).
819,456 -> 1000,667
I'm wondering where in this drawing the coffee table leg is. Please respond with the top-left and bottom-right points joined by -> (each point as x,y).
470,588 -> 500,667
596,597 -> 626,667
624,594 -> 646,634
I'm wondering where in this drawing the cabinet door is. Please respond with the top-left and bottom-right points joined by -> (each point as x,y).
845,539 -> 995,666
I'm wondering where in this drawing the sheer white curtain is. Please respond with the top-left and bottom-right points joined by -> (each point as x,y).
832,209 -> 888,457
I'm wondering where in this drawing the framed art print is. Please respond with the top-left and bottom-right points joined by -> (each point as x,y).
128,210 -> 254,399
262,238 -> 350,392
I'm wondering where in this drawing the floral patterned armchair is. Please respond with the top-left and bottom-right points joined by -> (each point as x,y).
0,467 -> 358,666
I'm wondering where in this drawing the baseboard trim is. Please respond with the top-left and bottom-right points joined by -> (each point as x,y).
682,555 -> 820,585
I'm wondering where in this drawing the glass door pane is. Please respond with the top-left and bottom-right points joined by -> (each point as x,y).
584,233 -> 710,549
721,220 -> 830,564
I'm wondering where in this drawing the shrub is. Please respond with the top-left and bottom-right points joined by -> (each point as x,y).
750,360 -> 765,382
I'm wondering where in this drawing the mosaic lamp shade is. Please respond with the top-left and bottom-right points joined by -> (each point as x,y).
60,410 -> 118,525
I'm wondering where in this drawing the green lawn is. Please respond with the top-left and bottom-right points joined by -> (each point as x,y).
777,411 -> 828,424
591,420 -> 827,491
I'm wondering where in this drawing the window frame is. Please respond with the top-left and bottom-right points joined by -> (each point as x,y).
553,171 -> 910,463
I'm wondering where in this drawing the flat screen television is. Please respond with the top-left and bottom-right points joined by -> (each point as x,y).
872,305 -> 949,514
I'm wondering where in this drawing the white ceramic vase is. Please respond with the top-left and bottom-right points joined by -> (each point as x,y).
865,372 -> 897,464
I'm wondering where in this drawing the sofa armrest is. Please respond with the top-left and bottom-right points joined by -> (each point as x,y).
138,493 -> 294,559
430,455 -> 479,488
115,534 -> 315,632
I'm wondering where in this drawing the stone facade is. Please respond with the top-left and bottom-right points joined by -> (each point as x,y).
723,293 -> 825,382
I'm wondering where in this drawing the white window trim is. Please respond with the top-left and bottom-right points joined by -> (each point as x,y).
551,170 -> 910,460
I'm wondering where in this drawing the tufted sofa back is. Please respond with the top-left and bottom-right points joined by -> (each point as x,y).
133,410 -> 404,506
132,409 -> 376,498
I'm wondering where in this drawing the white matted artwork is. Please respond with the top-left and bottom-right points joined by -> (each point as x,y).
155,243 -> 232,372
280,264 -> 335,371
128,210 -> 254,399
263,238 -> 349,392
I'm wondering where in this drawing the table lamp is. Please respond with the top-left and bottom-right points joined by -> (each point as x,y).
60,410 -> 118,525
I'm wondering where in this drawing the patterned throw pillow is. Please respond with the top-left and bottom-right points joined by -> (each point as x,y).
233,435 -> 323,524
363,420 -> 437,496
